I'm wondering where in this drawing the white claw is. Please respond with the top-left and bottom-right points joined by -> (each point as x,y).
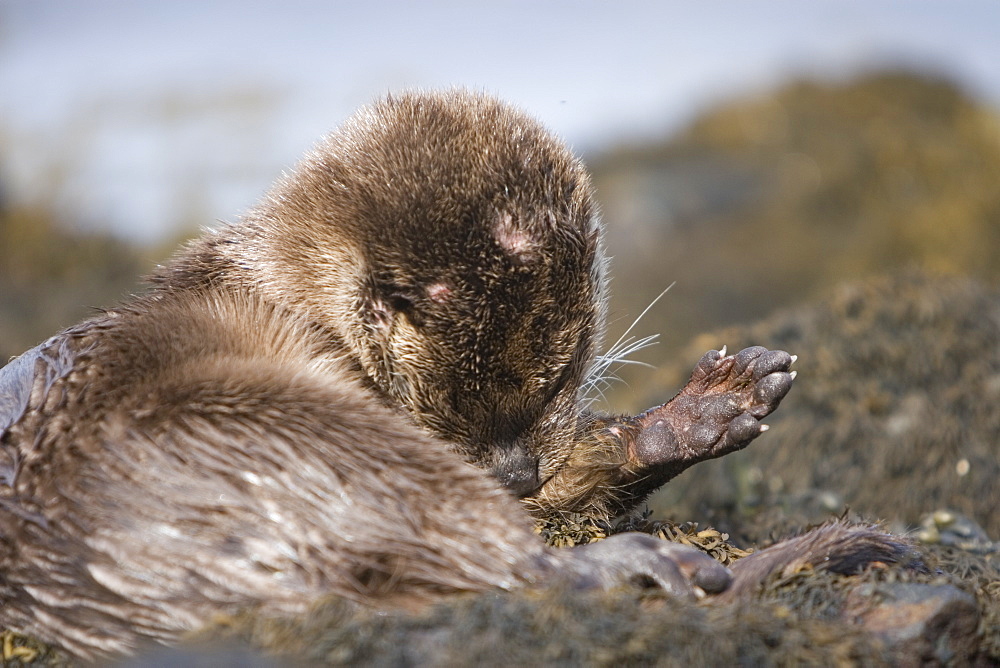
759,424 -> 770,432
719,345 -> 727,358
790,354 -> 798,364
789,370 -> 798,380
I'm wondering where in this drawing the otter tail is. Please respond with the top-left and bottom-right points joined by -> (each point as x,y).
720,521 -> 923,601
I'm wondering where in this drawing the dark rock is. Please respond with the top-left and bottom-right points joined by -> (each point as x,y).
649,271 -> 1000,543
848,583 -> 980,666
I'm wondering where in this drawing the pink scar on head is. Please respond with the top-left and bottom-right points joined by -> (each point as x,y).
493,212 -> 538,262
426,282 -> 452,303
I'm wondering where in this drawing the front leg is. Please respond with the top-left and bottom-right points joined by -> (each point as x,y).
628,346 -> 796,476
525,347 -> 796,521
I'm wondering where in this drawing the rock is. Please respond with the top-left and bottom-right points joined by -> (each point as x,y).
848,583 -> 980,666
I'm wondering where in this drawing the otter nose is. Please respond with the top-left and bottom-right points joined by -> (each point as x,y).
490,450 -> 540,497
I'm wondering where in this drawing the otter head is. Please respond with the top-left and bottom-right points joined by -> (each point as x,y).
247,91 -> 606,496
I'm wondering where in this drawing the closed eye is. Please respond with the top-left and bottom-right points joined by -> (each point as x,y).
385,290 -> 426,327
388,293 -> 414,312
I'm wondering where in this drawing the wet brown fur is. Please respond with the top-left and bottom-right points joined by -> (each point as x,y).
1,91 -> 607,658
1,289 -> 567,657
0,91 -> 912,659
158,91 -> 607,494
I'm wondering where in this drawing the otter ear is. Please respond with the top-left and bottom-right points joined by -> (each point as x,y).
368,295 -> 393,331
358,279 -> 393,331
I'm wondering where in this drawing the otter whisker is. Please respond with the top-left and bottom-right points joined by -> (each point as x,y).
582,283 -> 674,408
582,333 -> 660,407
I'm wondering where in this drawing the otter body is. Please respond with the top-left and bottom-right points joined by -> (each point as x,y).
0,91 -> 822,659
1,288 -> 563,657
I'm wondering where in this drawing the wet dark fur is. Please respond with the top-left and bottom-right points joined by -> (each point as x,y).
723,521 -> 923,600
1,92 -> 601,658
0,91 -> 911,659
159,92 -> 605,494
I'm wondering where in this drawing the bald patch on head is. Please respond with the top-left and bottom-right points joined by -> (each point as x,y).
426,282 -> 452,304
493,212 -> 539,264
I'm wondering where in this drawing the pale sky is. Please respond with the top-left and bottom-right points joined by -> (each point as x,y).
2,0 -> 998,242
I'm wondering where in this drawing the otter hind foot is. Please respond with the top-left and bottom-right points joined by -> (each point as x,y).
632,346 -> 796,471
563,533 -> 731,600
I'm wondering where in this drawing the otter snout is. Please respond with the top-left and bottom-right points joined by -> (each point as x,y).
490,449 -> 541,497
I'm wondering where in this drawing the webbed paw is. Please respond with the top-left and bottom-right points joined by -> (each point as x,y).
520,346 -> 796,520
563,533 -> 731,600
630,346 -> 795,471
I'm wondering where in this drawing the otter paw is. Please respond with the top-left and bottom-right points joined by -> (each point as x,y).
565,533 -> 731,600
632,346 -> 796,469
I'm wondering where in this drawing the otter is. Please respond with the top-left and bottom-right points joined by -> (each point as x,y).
0,91 -> 905,660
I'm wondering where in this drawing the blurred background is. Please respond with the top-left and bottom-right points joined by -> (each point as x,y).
2,0 -> 999,410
